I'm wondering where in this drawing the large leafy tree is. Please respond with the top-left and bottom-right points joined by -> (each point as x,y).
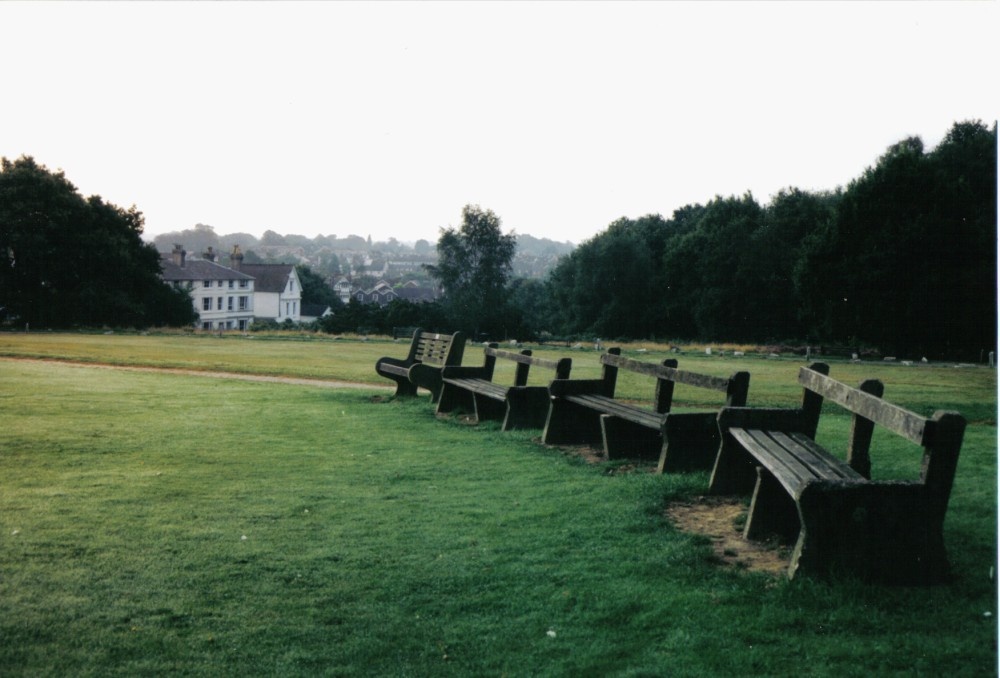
427,205 -> 517,337
797,120 -> 996,358
0,156 -> 195,328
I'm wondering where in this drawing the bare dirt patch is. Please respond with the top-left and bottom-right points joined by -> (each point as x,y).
665,496 -> 791,576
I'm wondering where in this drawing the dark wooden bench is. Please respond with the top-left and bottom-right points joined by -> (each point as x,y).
708,362 -> 966,583
542,348 -> 751,470
436,344 -> 572,431
374,328 -> 466,403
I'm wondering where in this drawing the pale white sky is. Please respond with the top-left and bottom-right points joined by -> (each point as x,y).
2,2 -> 996,245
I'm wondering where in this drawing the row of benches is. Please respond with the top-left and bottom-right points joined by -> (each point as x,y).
374,329 -> 966,584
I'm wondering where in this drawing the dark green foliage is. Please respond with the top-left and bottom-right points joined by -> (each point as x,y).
0,156 -> 196,328
294,264 -> 342,309
427,205 -> 517,337
540,121 -> 996,358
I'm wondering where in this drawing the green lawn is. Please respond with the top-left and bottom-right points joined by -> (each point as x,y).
0,334 -> 996,675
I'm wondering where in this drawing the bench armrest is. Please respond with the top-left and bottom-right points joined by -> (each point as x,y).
376,355 -> 414,372
717,406 -> 809,434
549,378 -> 608,398
442,365 -> 492,380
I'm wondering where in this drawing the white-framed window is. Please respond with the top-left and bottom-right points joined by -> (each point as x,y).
227,297 -> 234,311
202,321 -> 212,330
238,296 -> 249,311
217,297 -> 223,310
238,319 -> 248,331
202,297 -> 211,311
239,279 -> 248,289
228,280 -> 234,289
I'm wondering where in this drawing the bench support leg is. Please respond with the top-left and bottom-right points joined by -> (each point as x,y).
790,482 -> 950,583
658,414 -> 721,473
708,433 -> 759,495
601,415 -> 662,461
436,382 -> 475,416
744,468 -> 800,543
502,388 -> 551,431
472,393 -> 507,423
542,399 -> 602,447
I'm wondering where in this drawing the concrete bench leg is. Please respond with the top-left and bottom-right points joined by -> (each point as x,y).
658,414 -> 721,473
708,434 -> 759,495
502,388 -> 550,431
472,393 -> 507,423
791,482 -> 948,583
542,399 -> 603,446
601,415 -> 662,461
436,382 -> 475,416
744,468 -> 800,543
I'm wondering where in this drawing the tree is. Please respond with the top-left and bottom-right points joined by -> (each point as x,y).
0,156 -> 195,328
426,205 -> 517,337
295,264 -> 342,309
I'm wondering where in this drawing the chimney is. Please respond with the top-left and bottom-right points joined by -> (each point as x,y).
230,245 -> 243,272
203,246 -> 216,262
171,244 -> 186,267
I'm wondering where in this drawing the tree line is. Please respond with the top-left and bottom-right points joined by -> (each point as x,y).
349,121 -> 994,360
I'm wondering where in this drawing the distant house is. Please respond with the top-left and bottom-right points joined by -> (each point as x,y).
159,245 -> 255,331
395,280 -> 439,303
353,280 -> 398,307
332,276 -> 354,304
229,246 -> 303,323
300,303 -> 332,323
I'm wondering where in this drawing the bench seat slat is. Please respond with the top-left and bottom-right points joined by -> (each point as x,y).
732,428 -> 864,498
444,378 -> 509,400
566,394 -> 665,429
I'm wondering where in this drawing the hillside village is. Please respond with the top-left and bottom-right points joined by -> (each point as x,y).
152,226 -> 575,331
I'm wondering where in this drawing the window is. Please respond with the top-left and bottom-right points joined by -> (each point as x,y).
239,279 -> 248,289
218,280 -> 225,288
238,319 -> 248,331
204,280 -> 212,288
202,321 -> 212,330
238,296 -> 249,311
202,297 -> 211,311
228,280 -> 234,289
227,297 -> 234,311
217,297 -> 223,310
289,280 -> 295,292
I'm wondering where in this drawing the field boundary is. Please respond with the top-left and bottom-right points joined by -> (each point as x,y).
0,356 -> 392,390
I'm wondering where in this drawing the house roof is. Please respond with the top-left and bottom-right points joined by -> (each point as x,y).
237,264 -> 295,293
160,255 -> 254,282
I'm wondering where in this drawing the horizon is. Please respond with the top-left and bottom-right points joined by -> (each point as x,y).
3,3 -> 997,246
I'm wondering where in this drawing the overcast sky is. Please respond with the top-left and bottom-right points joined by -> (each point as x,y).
2,2 -> 996,246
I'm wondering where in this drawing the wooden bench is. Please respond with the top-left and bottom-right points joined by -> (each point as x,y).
542,348 -> 751,471
708,362 -> 966,583
436,344 -> 572,431
374,328 -> 466,403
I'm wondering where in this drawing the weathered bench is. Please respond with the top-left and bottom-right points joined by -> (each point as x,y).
708,362 -> 966,583
542,348 -> 751,470
374,328 -> 466,403
436,344 -> 572,431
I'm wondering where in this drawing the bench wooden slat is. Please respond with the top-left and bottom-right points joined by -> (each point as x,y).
603,353 -> 733,393
732,428 -> 864,499
799,367 -> 930,445
566,394 -> 664,429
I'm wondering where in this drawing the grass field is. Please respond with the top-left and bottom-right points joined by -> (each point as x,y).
0,333 -> 996,675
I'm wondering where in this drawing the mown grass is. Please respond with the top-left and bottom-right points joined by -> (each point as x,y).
0,335 -> 996,676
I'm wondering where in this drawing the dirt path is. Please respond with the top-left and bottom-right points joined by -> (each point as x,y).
0,356 -> 393,391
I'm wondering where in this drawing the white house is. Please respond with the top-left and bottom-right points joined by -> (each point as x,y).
160,245 -> 255,331
229,246 -> 303,323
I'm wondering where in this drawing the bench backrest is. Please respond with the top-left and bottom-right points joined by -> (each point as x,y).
485,346 -> 572,386
797,362 -> 965,522
405,328 -> 466,367
599,350 -> 751,413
